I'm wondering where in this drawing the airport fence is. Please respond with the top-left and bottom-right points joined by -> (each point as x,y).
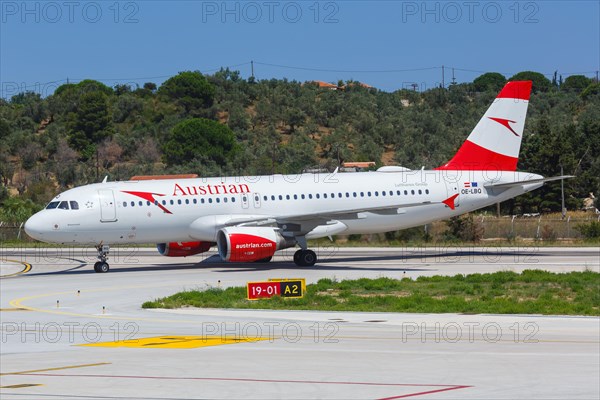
0,222 -> 26,242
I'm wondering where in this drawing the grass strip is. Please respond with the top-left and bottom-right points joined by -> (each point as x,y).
142,270 -> 600,316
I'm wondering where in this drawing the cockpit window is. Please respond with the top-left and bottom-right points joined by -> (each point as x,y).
46,201 -> 60,209
58,201 -> 70,210
70,201 -> 79,210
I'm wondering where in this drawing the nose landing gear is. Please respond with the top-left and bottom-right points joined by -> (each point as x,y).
94,244 -> 110,273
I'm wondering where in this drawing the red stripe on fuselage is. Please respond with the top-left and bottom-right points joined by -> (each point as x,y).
435,140 -> 518,171
496,81 -> 532,101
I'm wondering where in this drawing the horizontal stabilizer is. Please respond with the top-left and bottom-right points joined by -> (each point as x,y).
484,175 -> 574,189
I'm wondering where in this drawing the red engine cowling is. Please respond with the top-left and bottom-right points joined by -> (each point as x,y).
217,227 -> 295,262
157,241 -> 213,257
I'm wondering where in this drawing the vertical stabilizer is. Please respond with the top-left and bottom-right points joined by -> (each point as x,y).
437,81 -> 532,171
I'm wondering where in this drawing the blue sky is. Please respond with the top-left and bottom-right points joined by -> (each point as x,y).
1,0 -> 598,97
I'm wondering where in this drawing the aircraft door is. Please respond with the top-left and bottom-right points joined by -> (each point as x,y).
98,189 -> 117,222
443,173 -> 461,207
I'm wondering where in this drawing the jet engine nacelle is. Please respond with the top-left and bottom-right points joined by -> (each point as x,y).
217,227 -> 295,262
157,241 -> 213,257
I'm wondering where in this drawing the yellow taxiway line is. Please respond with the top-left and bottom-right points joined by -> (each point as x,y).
0,362 -> 111,376
0,260 -> 32,278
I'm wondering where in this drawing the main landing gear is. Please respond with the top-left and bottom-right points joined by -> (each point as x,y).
293,249 -> 317,267
293,236 -> 317,267
94,244 -> 110,273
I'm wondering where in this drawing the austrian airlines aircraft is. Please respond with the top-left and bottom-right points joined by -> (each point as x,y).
25,81 -> 568,272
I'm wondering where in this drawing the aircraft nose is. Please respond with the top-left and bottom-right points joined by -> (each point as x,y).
24,213 -> 47,241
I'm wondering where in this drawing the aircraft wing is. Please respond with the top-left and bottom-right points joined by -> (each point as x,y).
484,175 -> 574,189
274,200 -> 434,222
227,198 -> 447,228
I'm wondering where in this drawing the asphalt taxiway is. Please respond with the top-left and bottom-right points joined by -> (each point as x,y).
1,246 -> 599,399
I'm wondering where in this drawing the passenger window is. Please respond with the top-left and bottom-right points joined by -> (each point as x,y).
209,198 -> 213,203
123,202 -> 127,207
178,199 -> 182,205
193,199 -> 197,204
389,191 -> 393,196
231,197 -> 236,202
418,190 -> 422,195
397,190 -> 401,195
360,192 -> 364,197
224,197 -> 228,203
294,194 -> 298,200
308,194 -> 313,199
425,189 -> 430,194
46,201 -> 60,209
367,192 -> 372,197
70,201 -> 79,210
301,194 -> 305,199
201,199 -> 205,204
139,201 -> 143,206
382,191 -> 386,196
404,190 -> 408,195
216,198 -> 220,203
411,190 -> 415,195
170,200 -> 174,205
323,193 -> 328,199
131,201 -> 135,207
263,195 -> 268,201
185,199 -> 189,204
375,191 -> 379,196
58,201 -> 69,210
316,194 -> 320,199
286,195 -> 290,200
271,195 -> 275,201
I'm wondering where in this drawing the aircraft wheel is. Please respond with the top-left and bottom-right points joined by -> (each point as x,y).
96,262 -> 110,273
301,250 -> 317,267
294,250 -> 317,267
293,250 -> 303,265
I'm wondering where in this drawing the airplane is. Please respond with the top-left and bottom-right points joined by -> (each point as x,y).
24,80 -> 571,272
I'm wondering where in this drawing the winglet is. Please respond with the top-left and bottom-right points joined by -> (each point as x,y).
442,194 -> 459,210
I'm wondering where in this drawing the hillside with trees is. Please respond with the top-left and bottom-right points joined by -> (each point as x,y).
1,69 -> 599,221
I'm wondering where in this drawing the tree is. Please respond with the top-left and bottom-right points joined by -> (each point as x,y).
472,72 -> 506,92
10,91 -> 47,123
53,138 -> 79,187
143,82 -> 157,92
0,118 -> 10,139
68,91 -> 112,158
445,214 -> 484,242
158,71 -> 215,114
162,118 -> 238,166
581,82 -> 600,99
0,196 -> 42,223
55,80 -> 113,96
114,84 -> 133,96
562,75 -> 592,91
509,71 -> 551,92
284,107 -> 306,133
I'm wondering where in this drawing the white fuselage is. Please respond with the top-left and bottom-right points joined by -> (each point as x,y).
24,170 -> 543,245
